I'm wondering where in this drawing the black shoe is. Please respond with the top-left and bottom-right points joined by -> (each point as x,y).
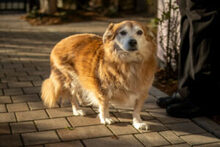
156,92 -> 184,108
166,100 -> 204,118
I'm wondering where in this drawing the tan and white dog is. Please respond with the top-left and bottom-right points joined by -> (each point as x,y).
41,20 -> 157,130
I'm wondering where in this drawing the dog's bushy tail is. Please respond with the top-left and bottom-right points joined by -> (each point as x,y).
41,78 -> 58,107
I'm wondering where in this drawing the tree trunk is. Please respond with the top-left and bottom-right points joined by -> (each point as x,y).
40,0 -> 57,14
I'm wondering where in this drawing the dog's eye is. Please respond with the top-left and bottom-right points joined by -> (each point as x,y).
137,30 -> 143,35
120,30 -> 127,36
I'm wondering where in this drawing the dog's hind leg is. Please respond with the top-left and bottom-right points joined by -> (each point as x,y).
69,91 -> 85,116
98,98 -> 114,124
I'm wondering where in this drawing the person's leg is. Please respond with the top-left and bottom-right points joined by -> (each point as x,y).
178,0 -> 219,106
167,0 -> 220,117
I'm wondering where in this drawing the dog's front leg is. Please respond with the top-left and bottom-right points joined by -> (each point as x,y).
98,99 -> 114,125
133,94 -> 149,130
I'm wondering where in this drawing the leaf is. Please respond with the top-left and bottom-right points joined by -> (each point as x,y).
66,126 -> 75,130
111,135 -> 119,140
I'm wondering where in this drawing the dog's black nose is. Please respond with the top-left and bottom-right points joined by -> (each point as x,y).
129,39 -> 137,47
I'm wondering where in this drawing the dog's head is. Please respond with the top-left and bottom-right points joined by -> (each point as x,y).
103,21 -> 155,62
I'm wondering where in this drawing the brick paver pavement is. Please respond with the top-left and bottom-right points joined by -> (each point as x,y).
0,14 -> 220,146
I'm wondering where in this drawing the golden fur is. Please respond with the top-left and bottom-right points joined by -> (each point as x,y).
41,21 -> 157,129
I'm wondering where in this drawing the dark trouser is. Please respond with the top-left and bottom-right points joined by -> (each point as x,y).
177,0 -> 220,111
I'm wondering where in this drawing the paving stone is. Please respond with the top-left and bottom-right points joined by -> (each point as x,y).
140,111 -> 155,120
163,144 -> 190,147
0,96 -> 12,103
111,105 -> 134,111
166,121 -> 207,136
0,112 -> 16,123
0,134 -> 23,147
180,133 -> 220,146
16,110 -> 48,121
46,107 -> 95,118
149,108 -> 190,124
25,145 -> 44,147
0,123 -> 10,135
45,141 -> 84,147
7,102 -> 29,112
22,131 -> 60,145
6,71 -> 27,76
23,87 -> 41,94
138,119 -> 168,133
57,125 -> 113,141
28,101 -> 46,110
18,75 -> 42,81
28,71 -> 50,76
35,118 -> 70,131
213,130 -> 220,138
1,77 -> 18,83
3,63 -> 23,69
11,94 -> 40,103
107,122 -> 138,135
8,81 -> 33,88
145,95 -> 157,103
4,88 -> 23,96
135,132 -> 170,146
67,115 -> 101,127
15,67 -> 36,72
28,101 -> 58,110
194,142 -> 220,147
193,117 -> 220,137
0,83 -> 7,88
0,68 -> 15,73
0,72 -> 4,78
83,135 -> 143,147
159,130 -> 185,144
92,105 -> 118,113
0,104 -> 6,112
10,121 -> 37,133
113,110 -> 154,124
46,107 -> 74,118
0,89 -> 2,96
32,81 -> 43,87
149,86 -> 168,98
143,101 -> 161,109
113,111 -> 133,123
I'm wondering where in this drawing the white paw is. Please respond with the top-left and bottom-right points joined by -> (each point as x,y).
73,109 -> 85,116
133,122 -> 149,130
100,117 -> 114,125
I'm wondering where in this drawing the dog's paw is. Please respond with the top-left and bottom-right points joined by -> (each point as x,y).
73,109 -> 85,116
100,117 -> 115,125
133,122 -> 149,130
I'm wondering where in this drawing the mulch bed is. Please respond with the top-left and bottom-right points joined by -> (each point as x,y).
153,69 -> 178,96
21,11 -> 109,26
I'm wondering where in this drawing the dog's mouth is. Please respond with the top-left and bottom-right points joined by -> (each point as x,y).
114,43 -> 137,52
127,48 -> 137,52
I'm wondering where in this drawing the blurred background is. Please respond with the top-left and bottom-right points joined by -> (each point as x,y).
0,0 -> 157,23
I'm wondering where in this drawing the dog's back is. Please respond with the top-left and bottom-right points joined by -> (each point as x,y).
41,34 -> 104,107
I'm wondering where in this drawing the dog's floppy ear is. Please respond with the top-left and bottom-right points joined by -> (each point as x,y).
103,23 -> 115,43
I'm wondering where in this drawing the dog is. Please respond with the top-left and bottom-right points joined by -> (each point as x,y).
41,20 -> 157,130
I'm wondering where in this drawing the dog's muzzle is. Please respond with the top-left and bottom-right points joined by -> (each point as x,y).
128,39 -> 137,51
